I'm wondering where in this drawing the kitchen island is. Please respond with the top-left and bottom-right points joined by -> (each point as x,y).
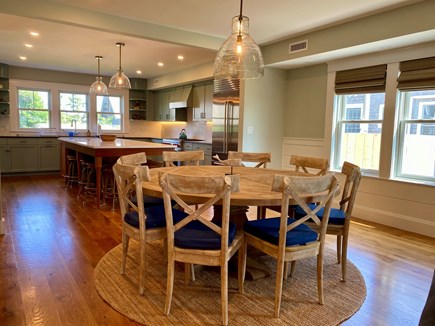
59,137 -> 176,208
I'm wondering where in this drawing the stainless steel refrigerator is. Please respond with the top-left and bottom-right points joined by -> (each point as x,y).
212,79 -> 240,162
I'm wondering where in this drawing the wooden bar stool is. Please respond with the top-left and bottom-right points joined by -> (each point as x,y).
77,160 -> 97,206
101,165 -> 117,211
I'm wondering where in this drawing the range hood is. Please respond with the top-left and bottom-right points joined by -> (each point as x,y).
169,85 -> 193,109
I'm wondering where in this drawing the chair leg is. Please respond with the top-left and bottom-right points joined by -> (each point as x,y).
283,261 -> 289,279
336,235 -> 342,264
120,233 -> 129,275
139,242 -> 146,296
317,253 -> 324,305
274,258 -> 285,318
341,233 -> 349,282
238,243 -> 246,294
221,261 -> 229,326
164,258 -> 175,316
290,260 -> 297,277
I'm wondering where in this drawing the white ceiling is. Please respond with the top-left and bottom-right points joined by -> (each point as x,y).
0,0 -> 423,79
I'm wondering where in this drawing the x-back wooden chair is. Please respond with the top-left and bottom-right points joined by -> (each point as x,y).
160,172 -> 243,326
162,150 -> 205,167
290,154 -> 329,176
227,151 -> 272,168
242,174 -> 339,318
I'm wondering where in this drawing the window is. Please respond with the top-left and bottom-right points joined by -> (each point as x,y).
334,93 -> 385,173
18,89 -> 50,128
396,90 -> 435,181
96,95 -> 123,131
332,64 -> 387,174
60,92 -> 88,130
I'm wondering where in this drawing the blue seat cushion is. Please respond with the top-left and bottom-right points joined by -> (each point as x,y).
175,220 -> 237,250
124,205 -> 187,229
131,195 -> 166,207
243,217 -> 318,246
294,204 -> 346,225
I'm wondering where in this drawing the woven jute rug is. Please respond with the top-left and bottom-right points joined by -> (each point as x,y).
94,241 -> 366,325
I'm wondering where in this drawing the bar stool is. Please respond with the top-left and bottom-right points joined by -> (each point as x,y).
77,160 -> 97,206
101,165 -> 117,211
65,155 -> 79,190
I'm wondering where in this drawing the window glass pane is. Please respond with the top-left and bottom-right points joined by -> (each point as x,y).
60,92 -> 88,130
333,93 -> 385,173
397,89 -> 435,181
339,122 -> 382,170
18,89 -> 50,128
18,90 -> 49,109
96,95 -> 122,131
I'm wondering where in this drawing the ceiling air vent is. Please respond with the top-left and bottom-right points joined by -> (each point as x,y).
289,40 -> 308,54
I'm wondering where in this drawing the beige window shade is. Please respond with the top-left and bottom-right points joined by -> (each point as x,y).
335,65 -> 387,94
397,57 -> 435,90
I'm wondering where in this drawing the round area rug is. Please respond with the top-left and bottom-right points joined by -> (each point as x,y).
94,241 -> 366,325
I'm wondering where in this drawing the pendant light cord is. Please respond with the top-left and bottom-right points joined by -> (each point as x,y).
239,0 -> 243,20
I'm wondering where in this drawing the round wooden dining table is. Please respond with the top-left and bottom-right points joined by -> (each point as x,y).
141,165 -> 327,219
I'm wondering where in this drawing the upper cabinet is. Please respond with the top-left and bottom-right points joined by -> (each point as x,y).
129,78 -> 152,121
192,81 -> 213,121
0,64 -> 9,116
153,89 -> 187,122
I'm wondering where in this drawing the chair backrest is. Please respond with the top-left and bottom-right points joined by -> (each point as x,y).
339,161 -> 362,217
289,155 -> 329,176
117,152 -> 147,166
113,162 -> 150,232
159,172 -> 240,250
272,174 -> 339,245
162,150 -> 205,167
228,151 -> 271,168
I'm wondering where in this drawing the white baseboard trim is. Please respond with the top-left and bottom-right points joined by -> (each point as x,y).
353,205 -> 435,238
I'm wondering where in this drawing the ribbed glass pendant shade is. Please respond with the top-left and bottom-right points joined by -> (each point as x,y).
214,15 -> 264,80
109,68 -> 131,89
109,43 -> 131,89
89,56 -> 108,95
90,76 -> 108,95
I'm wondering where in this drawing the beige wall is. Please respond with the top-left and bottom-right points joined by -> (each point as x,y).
285,64 -> 327,138
242,68 -> 287,169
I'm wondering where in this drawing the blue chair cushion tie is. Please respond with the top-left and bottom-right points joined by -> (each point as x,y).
243,217 -> 318,246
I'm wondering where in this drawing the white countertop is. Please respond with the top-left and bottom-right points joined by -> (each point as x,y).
58,137 -> 177,149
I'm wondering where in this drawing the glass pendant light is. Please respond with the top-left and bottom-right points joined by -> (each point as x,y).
109,42 -> 131,89
214,0 -> 264,80
89,56 -> 108,95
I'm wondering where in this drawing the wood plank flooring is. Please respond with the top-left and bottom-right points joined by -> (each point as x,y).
1,174 -> 434,325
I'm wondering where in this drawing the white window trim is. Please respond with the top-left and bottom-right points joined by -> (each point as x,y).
9,79 -> 129,135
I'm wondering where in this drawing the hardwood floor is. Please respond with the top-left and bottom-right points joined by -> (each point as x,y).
1,174 -> 434,325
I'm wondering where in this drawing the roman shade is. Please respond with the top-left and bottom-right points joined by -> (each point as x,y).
335,64 -> 387,94
397,56 -> 435,90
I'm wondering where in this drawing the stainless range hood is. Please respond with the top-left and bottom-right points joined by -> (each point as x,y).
169,85 -> 193,109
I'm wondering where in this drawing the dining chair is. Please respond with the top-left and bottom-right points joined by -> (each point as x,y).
266,154 -> 329,216
117,152 -> 167,208
162,150 -> 205,167
227,151 -> 272,168
112,162 -> 187,295
242,173 -> 339,318
290,154 -> 329,176
160,172 -> 244,326
294,161 -> 361,281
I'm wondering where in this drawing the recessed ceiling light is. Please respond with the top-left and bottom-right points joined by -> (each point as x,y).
136,70 -> 142,74
158,62 -> 164,67
177,55 -> 184,61
24,44 -> 33,48
19,56 -> 27,60
29,32 -> 39,36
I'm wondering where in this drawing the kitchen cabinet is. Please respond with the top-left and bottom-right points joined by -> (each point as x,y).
8,138 -> 39,172
183,141 -> 212,165
1,137 -> 60,173
0,63 -> 9,116
153,90 -> 187,121
38,138 -> 60,171
0,139 -> 9,172
129,78 -> 151,121
192,81 -> 213,121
